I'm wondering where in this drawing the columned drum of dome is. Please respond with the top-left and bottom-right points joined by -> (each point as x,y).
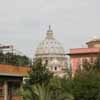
35,26 -> 67,77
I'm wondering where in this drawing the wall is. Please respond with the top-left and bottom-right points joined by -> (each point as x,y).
70,53 -> 98,77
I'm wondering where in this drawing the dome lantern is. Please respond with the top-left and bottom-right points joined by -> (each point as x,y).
46,25 -> 54,39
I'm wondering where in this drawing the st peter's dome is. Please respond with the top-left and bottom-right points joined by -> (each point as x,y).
35,26 -> 67,77
35,26 -> 65,58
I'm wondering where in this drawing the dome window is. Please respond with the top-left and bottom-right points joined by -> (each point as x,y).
55,66 -> 57,71
45,60 -> 48,64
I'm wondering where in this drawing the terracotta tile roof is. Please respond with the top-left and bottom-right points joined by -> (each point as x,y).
0,64 -> 31,77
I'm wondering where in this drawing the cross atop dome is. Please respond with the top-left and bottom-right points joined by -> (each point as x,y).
46,25 -> 54,39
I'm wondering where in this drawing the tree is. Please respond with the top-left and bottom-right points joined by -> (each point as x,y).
23,58 -> 74,100
71,71 -> 100,100
22,58 -> 53,100
49,76 -> 74,100
0,52 -> 32,66
27,58 -> 53,85
0,52 -> 5,63
59,54 -> 100,100
70,55 -> 100,100
22,83 -> 51,100
20,55 -> 32,66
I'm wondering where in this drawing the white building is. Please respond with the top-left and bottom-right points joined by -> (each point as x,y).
35,26 -> 67,77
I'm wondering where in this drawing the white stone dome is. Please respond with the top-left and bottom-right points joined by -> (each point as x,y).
35,26 -> 67,77
50,59 -> 60,65
35,26 -> 65,57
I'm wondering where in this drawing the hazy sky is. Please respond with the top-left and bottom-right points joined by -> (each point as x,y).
0,0 -> 100,58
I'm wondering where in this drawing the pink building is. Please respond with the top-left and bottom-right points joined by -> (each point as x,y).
68,37 -> 100,77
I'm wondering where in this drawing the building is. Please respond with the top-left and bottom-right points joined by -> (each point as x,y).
68,37 -> 100,77
0,64 -> 30,100
35,26 -> 67,77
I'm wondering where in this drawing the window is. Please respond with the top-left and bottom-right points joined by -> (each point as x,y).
45,60 -> 48,64
55,66 -> 57,71
90,57 -> 94,63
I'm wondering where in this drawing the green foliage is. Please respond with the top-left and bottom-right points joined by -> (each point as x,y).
23,76 -> 74,100
22,83 -> 51,100
72,71 -> 100,100
22,54 -> 100,100
59,54 -> 100,100
27,58 -> 53,85
22,58 -> 53,100
23,59 -> 73,100
0,52 -> 31,66
22,84 -> 38,100
0,52 -> 5,63
50,76 -> 74,100
70,54 -> 100,100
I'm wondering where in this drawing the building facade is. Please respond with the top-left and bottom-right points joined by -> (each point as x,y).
0,64 -> 30,100
68,37 -> 100,77
35,26 -> 67,77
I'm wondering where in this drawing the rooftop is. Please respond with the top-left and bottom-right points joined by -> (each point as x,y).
68,48 -> 100,55
0,64 -> 30,77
